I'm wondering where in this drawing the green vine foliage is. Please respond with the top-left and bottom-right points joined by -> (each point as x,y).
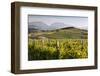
28,39 -> 88,60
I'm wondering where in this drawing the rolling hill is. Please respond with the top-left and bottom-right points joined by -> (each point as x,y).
28,27 -> 88,39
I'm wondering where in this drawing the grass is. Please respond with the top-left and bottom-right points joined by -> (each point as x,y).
29,28 -> 88,39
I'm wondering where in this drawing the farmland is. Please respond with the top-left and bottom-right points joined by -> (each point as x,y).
28,39 -> 88,60
28,27 -> 88,60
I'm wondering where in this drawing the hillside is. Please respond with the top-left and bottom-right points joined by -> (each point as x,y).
28,27 -> 88,39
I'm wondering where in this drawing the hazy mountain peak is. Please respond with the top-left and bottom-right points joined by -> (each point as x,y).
28,22 -> 87,31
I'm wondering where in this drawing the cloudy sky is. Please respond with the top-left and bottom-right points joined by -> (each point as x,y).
28,15 -> 88,29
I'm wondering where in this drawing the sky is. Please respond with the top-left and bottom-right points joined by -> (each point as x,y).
28,15 -> 88,29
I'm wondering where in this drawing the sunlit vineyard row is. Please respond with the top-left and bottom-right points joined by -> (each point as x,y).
28,39 -> 88,60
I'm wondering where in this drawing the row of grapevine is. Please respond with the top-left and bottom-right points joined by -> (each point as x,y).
28,39 -> 88,60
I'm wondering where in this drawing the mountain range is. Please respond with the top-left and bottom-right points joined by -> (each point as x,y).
28,22 -> 87,31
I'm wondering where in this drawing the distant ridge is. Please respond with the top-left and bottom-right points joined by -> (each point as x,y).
28,22 -> 87,31
60,27 -> 75,30
29,22 -> 72,30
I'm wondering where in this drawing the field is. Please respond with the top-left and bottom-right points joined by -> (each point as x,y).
28,26 -> 88,60
28,39 -> 88,60
28,27 -> 88,39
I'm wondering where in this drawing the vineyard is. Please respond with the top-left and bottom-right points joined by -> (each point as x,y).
28,39 -> 88,60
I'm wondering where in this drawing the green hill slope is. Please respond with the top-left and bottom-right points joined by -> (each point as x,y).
28,27 -> 88,39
